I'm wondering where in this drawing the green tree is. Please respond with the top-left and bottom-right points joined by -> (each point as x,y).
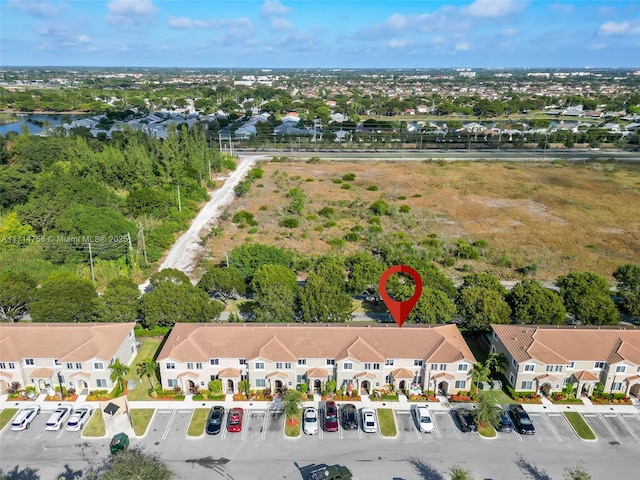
136,358 -> 158,389
557,271 -> 618,325
471,362 -> 490,395
485,352 -> 508,378
209,379 -> 223,395
473,393 -> 501,428
30,272 -> 99,322
387,278 -> 456,324
238,379 -> 250,396
456,287 -> 511,331
0,212 -> 35,246
83,447 -> 174,480
108,358 -> 130,393
563,463 -> 592,480
0,271 -> 37,322
507,280 -> 566,325
228,243 -> 293,281
449,466 -> 473,480
460,272 -> 505,295
282,388 -> 304,420
613,263 -> 640,319
299,271 -> 353,323
197,266 -> 246,300
98,277 -> 140,323
346,253 -> 386,295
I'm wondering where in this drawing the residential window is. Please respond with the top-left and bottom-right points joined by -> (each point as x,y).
413,375 -> 422,384
364,363 -> 372,370
344,362 -> 353,371
385,359 -> 394,366
455,380 -> 466,389
167,379 -> 177,388
25,358 -> 34,366
54,359 -> 61,366
594,361 -> 606,369
563,378 -> 570,385
521,381 -> 533,390
276,362 -> 283,369
298,358 -> 307,366
196,363 -> 203,370
165,362 -> 175,370
8,362 -> 15,369
239,358 -> 246,365
326,359 -> 335,366
255,362 -> 265,370
554,365 -> 562,372
414,359 -> 423,367
490,345 -> 496,354
131,345 -> 135,354
373,363 -> 381,370
457,364 -> 468,372
96,379 -> 107,388
187,363 -> 193,370
0,363 -> 5,369
567,361 -> 575,369
439,364 -> 446,371
94,361 -> 105,370
611,382 -> 622,391
285,362 -> 292,370
546,365 -> 553,372
509,373 -> 515,385
75,362 -> 82,369
615,365 -> 626,373
637,366 -> 640,373
493,331 -> 498,340
524,364 -> 535,372
63,362 -> 72,369
210,375 -> 217,382
128,330 -> 133,339
256,379 -> 266,388
210,358 -> 219,366
430,363 -> 438,371
296,375 -> 303,383
511,359 -> 517,368
385,375 -> 391,384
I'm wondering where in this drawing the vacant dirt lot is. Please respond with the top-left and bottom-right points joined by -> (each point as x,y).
200,159 -> 640,281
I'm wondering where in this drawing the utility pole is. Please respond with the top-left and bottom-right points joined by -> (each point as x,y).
139,226 -> 148,265
88,242 -> 95,283
177,184 -> 182,212
225,253 -> 230,268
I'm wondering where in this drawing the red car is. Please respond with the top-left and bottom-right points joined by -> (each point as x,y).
324,401 -> 339,432
227,408 -> 243,433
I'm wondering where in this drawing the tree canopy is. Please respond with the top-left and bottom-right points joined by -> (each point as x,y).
507,280 -> 566,325
456,287 -> 511,331
557,271 -> 618,325
30,272 -> 98,322
613,263 -> 640,319
0,271 -> 37,322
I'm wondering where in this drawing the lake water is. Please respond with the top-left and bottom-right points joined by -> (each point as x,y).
0,114 -> 90,136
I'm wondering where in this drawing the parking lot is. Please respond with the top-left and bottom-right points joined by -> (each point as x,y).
3,407 -> 85,442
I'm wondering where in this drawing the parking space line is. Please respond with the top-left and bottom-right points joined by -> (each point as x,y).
527,414 -> 544,443
338,422 -> 343,440
619,415 -> 640,443
597,413 -> 620,443
162,410 -> 176,440
241,410 -> 248,440
446,412 -> 462,440
261,410 -> 268,441
56,428 -> 65,439
544,414 -> 563,443
36,427 -> 45,440
432,412 -> 444,440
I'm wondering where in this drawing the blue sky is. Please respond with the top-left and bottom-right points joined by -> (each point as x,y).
1,0 -> 638,68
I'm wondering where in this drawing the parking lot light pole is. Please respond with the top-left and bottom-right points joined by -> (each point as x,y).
57,371 -> 65,400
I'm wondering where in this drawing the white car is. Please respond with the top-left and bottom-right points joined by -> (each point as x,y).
414,405 -> 434,433
11,405 -> 41,431
66,405 -> 93,432
361,408 -> 377,433
303,407 -> 318,435
45,404 -> 73,431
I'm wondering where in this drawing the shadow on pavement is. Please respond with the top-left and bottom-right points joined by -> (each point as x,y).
407,457 -> 445,480
514,454 -> 552,480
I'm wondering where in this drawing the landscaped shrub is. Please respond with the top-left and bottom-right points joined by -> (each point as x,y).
247,167 -> 264,180
279,218 -> 299,228
247,227 -> 258,234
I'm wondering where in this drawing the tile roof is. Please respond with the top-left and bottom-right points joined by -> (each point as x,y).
29,367 -> 54,378
306,367 -> 328,378
391,368 -> 414,379
354,371 -> 376,379
0,323 -> 135,362
572,370 -> 599,381
492,325 -> 640,365
158,324 -> 476,365
218,367 -> 241,377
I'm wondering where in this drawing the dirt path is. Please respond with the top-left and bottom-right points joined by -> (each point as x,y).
139,154 -> 264,291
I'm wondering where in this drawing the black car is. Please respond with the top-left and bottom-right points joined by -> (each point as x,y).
497,410 -> 513,433
454,408 -> 477,433
508,404 -> 535,435
341,404 -> 358,430
206,406 -> 225,435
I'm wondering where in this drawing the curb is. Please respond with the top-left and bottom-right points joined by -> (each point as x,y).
562,412 -> 598,442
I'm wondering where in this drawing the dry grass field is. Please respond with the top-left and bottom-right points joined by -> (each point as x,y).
200,159 -> 640,281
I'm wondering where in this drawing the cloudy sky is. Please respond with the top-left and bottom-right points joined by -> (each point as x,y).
1,0 -> 638,68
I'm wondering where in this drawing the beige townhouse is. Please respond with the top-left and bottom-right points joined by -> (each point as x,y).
156,323 -> 476,395
0,323 -> 137,394
489,324 -> 640,398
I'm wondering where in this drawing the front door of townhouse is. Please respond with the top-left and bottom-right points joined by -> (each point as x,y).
361,380 -> 370,394
314,379 -> 321,393
227,379 -> 234,393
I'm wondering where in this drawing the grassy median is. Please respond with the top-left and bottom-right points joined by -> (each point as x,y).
0,409 -> 18,431
563,412 -> 596,440
130,409 -> 155,437
285,411 -> 302,437
477,422 -> 497,438
377,409 -> 397,437
83,410 -> 106,437
187,408 -> 209,437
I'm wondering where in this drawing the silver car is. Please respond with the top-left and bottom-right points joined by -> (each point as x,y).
303,407 -> 318,435
11,405 -> 41,431
66,405 -> 93,432
360,408 -> 377,433
45,404 -> 73,431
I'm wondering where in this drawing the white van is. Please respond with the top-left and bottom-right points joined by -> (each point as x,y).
11,405 -> 41,431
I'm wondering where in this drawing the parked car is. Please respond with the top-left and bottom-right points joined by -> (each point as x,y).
227,407 -> 243,433
454,408 -> 477,433
497,409 -> 513,433
303,407 -> 318,435
45,404 -> 73,431
11,405 -> 41,431
414,405 -> 434,433
66,405 -> 93,432
360,408 -> 377,433
341,404 -> 358,430
206,406 -> 225,435
508,404 -> 535,435
324,401 -> 339,432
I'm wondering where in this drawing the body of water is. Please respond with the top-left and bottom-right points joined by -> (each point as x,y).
0,113 -> 90,136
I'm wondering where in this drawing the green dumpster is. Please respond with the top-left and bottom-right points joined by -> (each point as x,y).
109,432 -> 129,454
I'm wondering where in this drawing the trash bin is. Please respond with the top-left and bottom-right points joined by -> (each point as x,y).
109,432 -> 129,454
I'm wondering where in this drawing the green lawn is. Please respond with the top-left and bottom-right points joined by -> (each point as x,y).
478,423 -> 497,438
478,389 -> 513,405
285,411 -> 301,437
124,337 -> 163,401
377,409 -> 397,437
563,412 -> 596,440
130,409 -> 155,437
187,408 -> 209,437
0,409 -> 18,431
83,410 -> 105,437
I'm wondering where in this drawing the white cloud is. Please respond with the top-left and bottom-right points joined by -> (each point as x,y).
589,43 -> 607,50
77,35 -> 91,44
464,0 -> 526,18
168,16 -> 253,32
501,28 -> 518,37
270,17 -> 294,31
168,16 -> 193,29
106,0 -> 156,27
8,0 -> 61,17
455,41 -> 470,51
598,20 -> 640,36
260,0 -> 291,17
385,13 -> 408,30
388,38 -> 408,48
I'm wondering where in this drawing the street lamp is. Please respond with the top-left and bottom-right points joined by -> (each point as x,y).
609,374 -> 617,403
57,371 -> 65,400
427,368 -> 432,398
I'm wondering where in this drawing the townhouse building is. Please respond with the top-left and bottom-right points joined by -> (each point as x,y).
156,323 -> 476,396
0,323 -> 137,394
489,324 -> 640,398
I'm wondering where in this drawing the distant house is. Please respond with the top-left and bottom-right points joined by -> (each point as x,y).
0,323 -> 137,394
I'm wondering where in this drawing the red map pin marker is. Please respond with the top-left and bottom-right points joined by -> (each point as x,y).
378,265 -> 423,328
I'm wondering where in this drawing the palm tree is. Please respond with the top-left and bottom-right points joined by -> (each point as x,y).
472,393 -> 501,428
108,358 -> 130,393
485,352 -> 508,378
471,362 -> 490,395
449,466 -> 473,480
282,389 -> 304,420
563,463 -> 592,480
136,358 -> 158,389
